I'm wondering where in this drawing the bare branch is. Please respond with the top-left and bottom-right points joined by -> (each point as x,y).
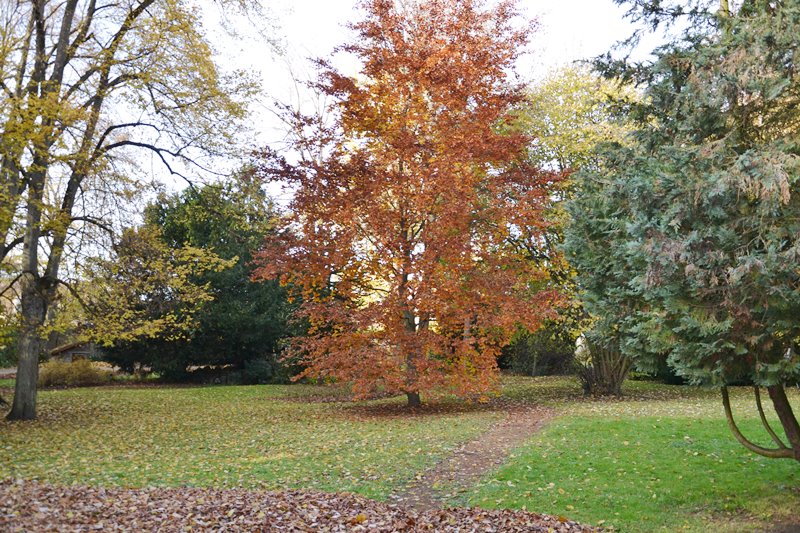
70,216 -> 114,235
93,122 -> 161,153
0,272 -> 24,300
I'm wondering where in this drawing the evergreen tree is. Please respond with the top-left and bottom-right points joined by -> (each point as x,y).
566,0 -> 800,460
104,176 -> 296,382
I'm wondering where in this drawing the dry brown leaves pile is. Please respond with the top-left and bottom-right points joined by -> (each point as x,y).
0,480 -> 598,532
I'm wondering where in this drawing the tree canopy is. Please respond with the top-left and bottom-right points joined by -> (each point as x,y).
1,0 -> 261,419
102,177 -> 296,381
253,0 -> 562,406
566,0 -> 800,459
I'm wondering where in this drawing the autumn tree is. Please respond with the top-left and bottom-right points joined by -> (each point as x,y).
0,0 -> 261,420
566,0 -> 800,459
54,225 -> 234,347
253,0 -> 561,407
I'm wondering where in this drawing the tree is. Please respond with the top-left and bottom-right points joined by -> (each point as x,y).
512,66 -> 636,394
55,225 -> 234,346
566,0 -> 800,459
0,0 -> 259,419
102,176 -> 296,380
516,65 -> 635,175
253,0 -> 561,406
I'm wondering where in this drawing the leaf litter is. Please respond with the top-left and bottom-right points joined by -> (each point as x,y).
0,479 -> 599,532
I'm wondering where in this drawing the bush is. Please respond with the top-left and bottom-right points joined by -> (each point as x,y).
38,359 -> 112,387
242,358 -> 274,384
573,336 -> 631,396
498,324 -> 576,376
0,321 -> 18,368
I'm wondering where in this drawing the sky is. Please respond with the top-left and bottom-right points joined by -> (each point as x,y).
206,0 -> 642,146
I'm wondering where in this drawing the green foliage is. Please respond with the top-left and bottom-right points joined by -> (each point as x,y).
499,322 -> 576,376
509,66 -> 638,380
566,2 -> 800,388
38,360 -> 111,388
242,357 -> 288,385
566,0 -> 800,460
0,316 -> 17,368
516,65 -> 636,174
54,225 -> 233,346
102,175 -> 296,379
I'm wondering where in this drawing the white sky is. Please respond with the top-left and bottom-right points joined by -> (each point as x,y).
208,1 -> 642,145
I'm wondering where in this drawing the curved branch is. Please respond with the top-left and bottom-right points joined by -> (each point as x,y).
721,386 -> 794,459
70,216 -> 113,235
754,386 -> 789,450
56,278 -> 95,315
99,139 -> 225,184
92,122 -> 160,154
0,272 -> 24,300
0,235 -> 25,264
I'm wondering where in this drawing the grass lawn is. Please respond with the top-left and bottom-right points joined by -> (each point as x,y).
0,377 -> 798,532
461,378 -> 800,532
0,384 -> 502,500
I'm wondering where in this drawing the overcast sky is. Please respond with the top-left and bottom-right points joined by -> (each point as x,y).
191,0 -> 651,199
207,1 -> 641,144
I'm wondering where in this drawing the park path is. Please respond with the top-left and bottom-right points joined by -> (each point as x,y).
389,405 -> 554,511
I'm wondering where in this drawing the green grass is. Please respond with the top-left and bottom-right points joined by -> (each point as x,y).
0,384 -> 501,500
0,377 -> 798,532
461,378 -> 800,532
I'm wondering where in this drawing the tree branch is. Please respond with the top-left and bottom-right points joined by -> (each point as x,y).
0,272 -> 24,300
754,385 -> 789,450
93,122 -> 161,153
70,216 -> 114,235
0,236 -> 25,264
721,386 -> 793,459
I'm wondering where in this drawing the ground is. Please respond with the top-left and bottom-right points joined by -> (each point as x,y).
0,376 -> 798,532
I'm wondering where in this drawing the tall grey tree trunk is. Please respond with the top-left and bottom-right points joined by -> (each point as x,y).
7,278 -> 47,420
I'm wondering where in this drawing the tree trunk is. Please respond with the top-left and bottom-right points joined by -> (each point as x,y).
402,305 -> 423,408
7,279 -> 47,421
577,339 -> 630,397
721,386 -> 797,460
406,391 -> 421,407
767,384 -> 800,460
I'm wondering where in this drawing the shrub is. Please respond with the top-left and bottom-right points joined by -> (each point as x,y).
38,359 -> 112,387
499,326 -> 576,376
573,336 -> 631,397
0,320 -> 18,368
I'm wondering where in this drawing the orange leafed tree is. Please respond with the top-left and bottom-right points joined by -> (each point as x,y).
252,0 -> 562,406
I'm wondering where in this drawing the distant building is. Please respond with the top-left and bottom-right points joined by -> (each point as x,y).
49,342 -> 100,363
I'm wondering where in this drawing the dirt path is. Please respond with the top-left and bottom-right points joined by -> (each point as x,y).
389,405 -> 554,511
